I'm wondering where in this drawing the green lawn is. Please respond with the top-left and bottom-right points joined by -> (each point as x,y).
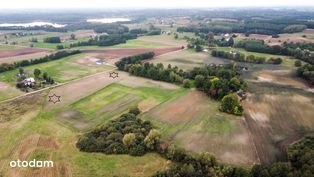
0,53 -> 114,85
71,83 -> 186,126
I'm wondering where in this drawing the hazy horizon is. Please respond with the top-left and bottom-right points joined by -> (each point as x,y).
1,0 -> 314,9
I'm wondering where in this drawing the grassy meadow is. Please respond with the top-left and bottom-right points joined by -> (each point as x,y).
0,53 -> 114,85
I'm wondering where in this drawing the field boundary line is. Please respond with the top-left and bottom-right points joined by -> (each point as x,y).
0,68 -> 117,104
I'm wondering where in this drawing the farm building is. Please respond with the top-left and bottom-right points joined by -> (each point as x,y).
22,77 -> 35,86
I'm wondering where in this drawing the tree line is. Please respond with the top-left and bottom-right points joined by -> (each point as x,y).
69,33 -> 137,47
212,50 -> 283,65
116,52 -> 246,115
0,50 -> 81,73
234,39 -> 314,64
177,21 -> 308,36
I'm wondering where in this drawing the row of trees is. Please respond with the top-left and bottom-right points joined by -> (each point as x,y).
283,42 -> 314,51
43,36 -> 61,43
115,52 -> 155,70
116,52 -> 246,115
211,50 -> 283,65
177,21 -> 307,36
76,107 -> 161,156
69,33 -> 136,47
234,39 -> 314,64
0,50 -> 81,73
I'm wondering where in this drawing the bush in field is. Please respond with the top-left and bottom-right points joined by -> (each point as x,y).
295,60 -> 302,67
219,93 -> 243,115
56,45 -> 64,50
182,79 -> 191,88
129,106 -> 141,116
44,36 -> 61,43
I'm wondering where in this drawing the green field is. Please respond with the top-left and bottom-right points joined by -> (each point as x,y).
0,53 -> 114,85
74,38 -> 171,50
69,83 -> 186,129
0,81 -> 187,176
215,47 -> 297,67
0,91 -> 167,177
0,30 -> 92,50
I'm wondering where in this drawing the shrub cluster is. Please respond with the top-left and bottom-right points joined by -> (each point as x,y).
43,36 -> 61,43
296,64 -> 314,85
76,108 -> 161,156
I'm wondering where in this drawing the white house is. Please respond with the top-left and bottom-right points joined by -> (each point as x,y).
22,77 -> 35,86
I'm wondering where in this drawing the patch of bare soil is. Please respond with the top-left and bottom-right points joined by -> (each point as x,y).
61,30 -> 96,41
0,81 -> 8,90
0,48 -> 47,58
57,110 -> 89,130
75,56 -> 103,66
303,28 -> 314,34
0,92 -> 46,123
242,92 -> 314,164
0,51 -> 50,64
45,71 -> 119,109
16,134 -> 58,159
174,119 -> 259,166
267,35 -> 314,46
148,91 -> 209,124
175,18 -> 192,25
7,134 -> 71,177
255,70 -> 309,89
248,34 -> 272,40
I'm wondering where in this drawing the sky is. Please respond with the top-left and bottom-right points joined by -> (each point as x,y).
0,0 -> 313,9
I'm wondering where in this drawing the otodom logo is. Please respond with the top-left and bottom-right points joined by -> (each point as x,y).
10,159 -> 54,168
